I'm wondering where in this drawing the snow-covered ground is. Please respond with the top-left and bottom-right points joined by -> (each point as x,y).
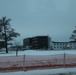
0,49 -> 76,75
0,49 -> 76,56
0,68 -> 76,75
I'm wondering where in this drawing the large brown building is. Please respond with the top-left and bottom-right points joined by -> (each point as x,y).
23,36 -> 50,50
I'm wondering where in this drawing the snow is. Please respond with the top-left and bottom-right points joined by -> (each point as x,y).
0,68 -> 76,75
0,49 -> 76,56
0,49 -> 76,75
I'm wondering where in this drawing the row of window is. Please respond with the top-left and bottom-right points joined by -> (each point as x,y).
53,46 -> 76,49
53,43 -> 76,45
54,47 -> 64,49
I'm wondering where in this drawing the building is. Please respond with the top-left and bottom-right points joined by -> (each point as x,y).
32,36 -> 49,49
23,36 -> 76,50
0,41 -> 5,48
51,41 -> 76,50
23,36 -> 50,50
23,38 -> 33,49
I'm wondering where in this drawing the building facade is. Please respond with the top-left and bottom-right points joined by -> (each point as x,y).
23,38 -> 33,49
23,36 -> 50,50
51,41 -> 76,50
0,41 -> 5,48
23,37 -> 76,50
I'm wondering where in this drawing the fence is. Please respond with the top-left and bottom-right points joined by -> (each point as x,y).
0,53 -> 76,72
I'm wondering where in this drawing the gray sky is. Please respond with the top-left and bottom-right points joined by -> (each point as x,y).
0,0 -> 76,42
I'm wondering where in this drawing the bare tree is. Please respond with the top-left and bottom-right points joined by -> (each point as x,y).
13,39 -> 22,56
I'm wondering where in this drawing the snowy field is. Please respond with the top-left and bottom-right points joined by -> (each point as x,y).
0,49 -> 76,56
0,49 -> 76,75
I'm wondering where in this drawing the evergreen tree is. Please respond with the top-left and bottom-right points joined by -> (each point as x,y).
70,26 -> 76,41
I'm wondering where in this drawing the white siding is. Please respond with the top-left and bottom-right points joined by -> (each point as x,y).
52,42 -> 76,50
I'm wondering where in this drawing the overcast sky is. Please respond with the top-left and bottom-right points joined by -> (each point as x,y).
0,0 -> 76,42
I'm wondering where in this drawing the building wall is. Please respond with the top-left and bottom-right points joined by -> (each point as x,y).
23,36 -> 50,50
23,38 -> 32,49
51,41 -> 76,50
23,36 -> 76,50
31,36 -> 49,49
0,41 -> 5,48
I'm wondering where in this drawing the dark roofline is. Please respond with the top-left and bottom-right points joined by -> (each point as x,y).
33,36 -> 48,38
23,35 -> 49,40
